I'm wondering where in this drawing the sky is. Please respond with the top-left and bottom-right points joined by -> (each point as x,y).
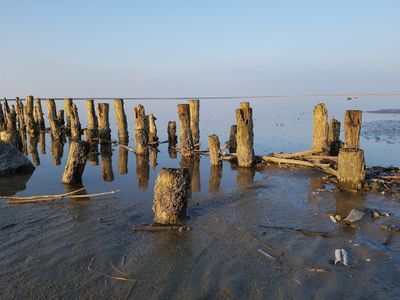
1,0 -> 399,98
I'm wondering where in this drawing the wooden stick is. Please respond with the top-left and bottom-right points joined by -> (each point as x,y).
113,99 -> 128,143
7,190 -> 119,203
1,187 -> 85,200
132,224 -> 189,232
273,148 -> 322,159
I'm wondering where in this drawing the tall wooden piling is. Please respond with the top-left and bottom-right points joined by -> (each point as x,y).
227,125 -> 237,153
97,103 -> 111,142
344,110 -> 362,149
329,118 -> 341,156
167,121 -> 177,147
0,99 -> 20,148
69,103 -> 81,141
134,104 -> 148,155
46,99 -> 63,139
236,102 -> 254,167
148,113 -> 158,144
153,168 -> 191,225
34,98 -> 45,132
188,99 -> 200,148
64,98 -> 73,129
118,146 -> 128,175
25,95 -> 37,134
338,148 -> 366,191
208,134 -> 221,165
15,97 -> 25,131
178,104 -> 194,157
61,141 -> 89,185
113,99 -> 128,143
311,103 -> 329,154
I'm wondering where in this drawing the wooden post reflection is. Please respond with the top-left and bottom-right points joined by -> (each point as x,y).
180,155 -> 201,192
28,133 -> 40,166
51,135 -> 65,165
100,143 -> 114,182
136,154 -> 149,190
39,132 -> 46,155
87,140 -> 99,166
118,145 -> 128,175
150,147 -> 158,169
236,167 -> 255,191
209,164 -> 223,193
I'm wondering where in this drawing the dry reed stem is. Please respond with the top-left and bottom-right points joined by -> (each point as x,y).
88,257 -> 135,282
0,187 -> 85,200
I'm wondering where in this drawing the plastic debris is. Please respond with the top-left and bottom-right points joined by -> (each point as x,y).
344,209 -> 365,223
334,249 -> 349,266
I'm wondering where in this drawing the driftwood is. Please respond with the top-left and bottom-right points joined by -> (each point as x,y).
273,148 -> 322,159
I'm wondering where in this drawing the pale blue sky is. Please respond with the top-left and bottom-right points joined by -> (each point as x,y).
1,0 -> 399,98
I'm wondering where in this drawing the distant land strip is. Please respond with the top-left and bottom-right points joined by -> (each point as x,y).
3,92 -> 400,101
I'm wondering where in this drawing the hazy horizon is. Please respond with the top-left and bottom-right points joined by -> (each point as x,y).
1,0 -> 399,98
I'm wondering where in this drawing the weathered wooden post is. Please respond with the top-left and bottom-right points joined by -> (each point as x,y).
338,110 -> 365,191
64,98 -> 73,129
188,99 -> 200,148
15,97 -> 25,131
62,141 -> 89,184
39,131 -> 46,154
25,95 -> 37,134
113,99 -> 128,143
344,110 -> 362,149
0,99 -> 20,148
236,102 -> 254,167
134,104 -> 148,155
167,121 -> 177,148
34,98 -> 45,132
136,154 -> 150,190
208,134 -> 221,165
227,125 -> 237,153
329,118 -> 341,156
57,110 -> 65,127
28,134 -> 40,166
84,99 -> 98,140
0,103 -> 5,131
69,103 -> 82,141
311,103 -> 329,154
97,103 -> 111,142
46,99 -> 63,139
178,104 -> 194,156
148,113 -> 159,144
153,168 -> 191,225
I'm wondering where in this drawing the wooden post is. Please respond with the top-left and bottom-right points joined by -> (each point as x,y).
227,125 -> 237,153
338,148 -> 366,191
134,104 -> 148,155
136,154 -> 150,190
148,113 -> 158,144
178,104 -> 194,157
57,110 -> 65,127
208,134 -> 221,165
64,98 -> 73,129
34,98 -> 45,132
28,134 -> 40,166
0,103 -> 4,131
0,100 -> 20,148
236,102 -> 254,167
46,99 -> 63,139
188,99 -> 200,148
61,141 -> 89,185
153,168 -> 191,225
25,95 -> 37,134
311,103 -> 329,154
97,103 -> 111,142
69,103 -> 81,141
167,121 -> 177,147
329,118 -> 341,156
15,97 -> 25,131
113,99 -> 128,143
84,99 -> 98,140
39,131 -> 46,155
51,136 -> 64,166
344,110 -> 362,149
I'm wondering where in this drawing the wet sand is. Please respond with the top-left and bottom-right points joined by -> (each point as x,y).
1,167 -> 400,299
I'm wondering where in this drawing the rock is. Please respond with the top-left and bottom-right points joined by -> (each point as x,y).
0,141 -> 35,176
344,208 -> 365,223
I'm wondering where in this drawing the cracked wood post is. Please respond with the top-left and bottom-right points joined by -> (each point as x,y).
25,95 -> 37,134
97,103 -> 111,142
227,125 -> 237,153
208,134 -> 221,165
0,103 -> 4,131
338,148 -> 366,191
329,118 -> 341,156
84,99 -> 98,140
236,102 -> 254,167
311,103 -> 329,155
148,113 -> 158,144
113,99 -> 128,143
167,121 -> 177,148
34,98 -> 45,132
178,104 -> 194,157
188,99 -> 200,149
46,99 -> 63,140
344,110 -> 362,149
0,99 -> 20,147
62,141 -> 89,185
64,98 -> 73,129
57,110 -> 65,127
15,97 -> 25,131
70,103 -> 82,141
153,168 -> 191,225
134,104 -> 148,155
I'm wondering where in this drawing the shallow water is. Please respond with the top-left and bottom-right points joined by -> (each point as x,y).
1,97 -> 400,298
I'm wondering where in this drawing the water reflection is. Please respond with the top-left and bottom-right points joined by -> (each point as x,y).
28,133 -> 40,166
100,143 -> 114,182
334,190 -> 365,217
150,147 -> 158,170
87,140 -> 99,166
39,132 -> 46,155
209,164 -> 223,193
136,154 -> 150,190
118,145 -> 128,175
236,166 -> 255,192
51,136 -> 65,166
180,155 -> 201,193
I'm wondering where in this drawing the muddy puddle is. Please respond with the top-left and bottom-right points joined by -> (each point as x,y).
1,97 -> 400,298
